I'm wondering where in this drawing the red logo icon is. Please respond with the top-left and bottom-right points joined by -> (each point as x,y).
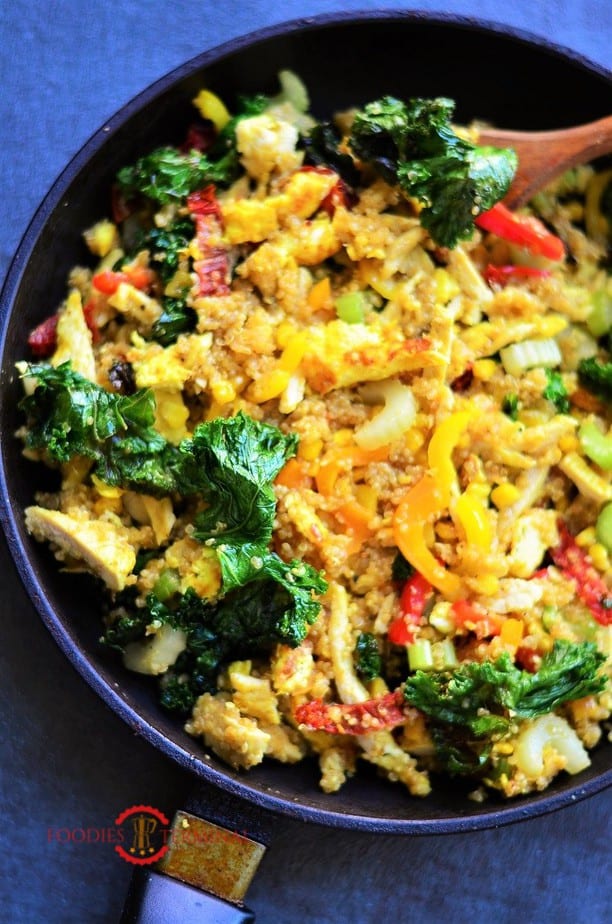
114,805 -> 170,865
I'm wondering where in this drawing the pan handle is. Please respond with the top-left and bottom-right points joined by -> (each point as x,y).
120,868 -> 255,923
120,786 -> 275,923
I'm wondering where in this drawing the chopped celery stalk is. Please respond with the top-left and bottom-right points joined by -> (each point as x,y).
335,291 -> 367,323
407,638 -> 434,671
596,502 -> 612,552
586,290 -> 612,338
428,601 -> 454,635
432,638 -> 458,669
153,568 -> 181,602
500,338 -> 562,377
579,420 -> 612,470
542,605 -> 559,632
276,69 -> 310,113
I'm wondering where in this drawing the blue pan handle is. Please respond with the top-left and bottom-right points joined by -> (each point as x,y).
121,868 -> 255,923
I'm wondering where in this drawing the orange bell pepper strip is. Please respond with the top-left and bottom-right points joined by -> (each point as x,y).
316,445 -> 389,496
275,458 -> 313,490
393,474 -> 463,600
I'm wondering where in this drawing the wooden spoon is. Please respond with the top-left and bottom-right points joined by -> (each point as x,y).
477,114 -> 612,208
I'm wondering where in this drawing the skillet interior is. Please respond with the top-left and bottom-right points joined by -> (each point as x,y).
0,12 -> 610,832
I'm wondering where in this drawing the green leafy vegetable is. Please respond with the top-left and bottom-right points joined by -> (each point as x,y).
150,297 -> 197,346
391,550 -> 415,583
117,96 -> 268,204
21,362 -> 180,495
355,632 -> 382,680
348,96 -> 517,247
141,218 -> 195,283
303,122 -> 360,186
543,368 -> 570,413
578,356 -> 612,400
404,640 -> 605,775
502,393 -> 520,420
112,576 -> 326,713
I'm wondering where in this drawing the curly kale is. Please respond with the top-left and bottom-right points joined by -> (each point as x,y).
543,369 -> 570,413
116,95 -> 268,204
355,632 -> 382,681
140,218 -> 195,283
112,575 -> 326,714
578,356 -> 612,400
348,96 -> 517,248
302,122 -> 361,186
404,640 -> 606,776
150,297 -> 197,346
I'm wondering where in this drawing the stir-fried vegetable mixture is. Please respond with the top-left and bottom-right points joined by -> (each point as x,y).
19,72 -> 612,799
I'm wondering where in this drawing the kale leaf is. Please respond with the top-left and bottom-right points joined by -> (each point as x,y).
578,356 -> 612,400
150,297 -> 197,346
21,362 -> 180,495
302,122 -> 361,186
190,413 -> 297,547
116,95 -> 268,205
348,96 -> 517,248
125,578 -> 324,713
141,218 -> 195,283
543,369 -> 570,413
404,640 -> 605,775
355,632 -> 382,680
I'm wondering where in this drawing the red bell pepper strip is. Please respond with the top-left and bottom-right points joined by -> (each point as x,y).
549,521 -> 612,625
294,690 -> 406,735
92,265 -> 155,295
388,572 -> 433,645
483,264 -> 552,287
187,186 -> 230,297
451,599 -> 504,639
476,203 -> 565,261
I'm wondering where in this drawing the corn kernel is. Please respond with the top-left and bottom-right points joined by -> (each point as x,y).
473,574 -> 500,596
491,483 -> 521,508
539,314 -> 568,337
576,527 -> 596,547
248,369 -> 290,403
494,742 -> 515,756
559,434 -> 580,453
472,359 -> 497,381
588,542 -> 609,571
332,429 -> 354,446
211,379 -> 237,405
355,484 -> 378,512
433,267 -> 461,304
276,320 -> 298,348
298,438 -> 323,461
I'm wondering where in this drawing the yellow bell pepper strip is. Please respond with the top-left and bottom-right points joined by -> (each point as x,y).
393,474 -> 463,600
475,203 -> 565,261
452,487 -> 492,550
427,410 -> 473,507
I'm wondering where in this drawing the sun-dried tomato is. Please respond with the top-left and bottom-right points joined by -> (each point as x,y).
294,690 -> 406,735
549,521 -> 612,625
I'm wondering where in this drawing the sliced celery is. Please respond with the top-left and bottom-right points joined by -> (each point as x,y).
579,421 -> 612,470
335,291 -> 367,323
586,290 -> 612,338
596,502 -> 612,552
153,568 -> 181,602
407,639 -> 434,671
500,338 -> 562,377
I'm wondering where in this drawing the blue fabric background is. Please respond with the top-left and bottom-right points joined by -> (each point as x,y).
0,3 -> 610,922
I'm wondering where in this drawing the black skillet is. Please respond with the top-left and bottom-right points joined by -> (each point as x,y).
0,11 -> 610,922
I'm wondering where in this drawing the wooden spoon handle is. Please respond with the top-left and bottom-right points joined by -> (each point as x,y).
478,114 -> 612,207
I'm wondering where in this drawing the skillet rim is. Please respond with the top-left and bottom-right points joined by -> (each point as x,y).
0,9 -> 610,834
